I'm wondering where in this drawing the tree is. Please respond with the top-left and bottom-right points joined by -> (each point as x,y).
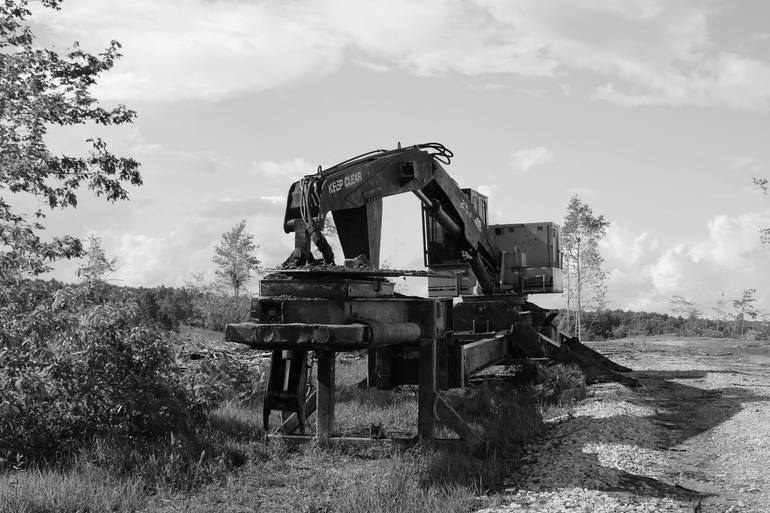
733,288 -> 759,336
76,235 -> 117,282
669,295 -> 701,320
712,292 -> 731,333
213,220 -> 261,298
562,195 -> 609,340
1,0 -> 140,279
753,178 -> 770,243
669,294 -> 702,336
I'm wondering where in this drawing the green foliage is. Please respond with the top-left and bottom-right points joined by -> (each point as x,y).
562,195 -> 610,337
181,352 -> 265,410
576,307 -> 770,340
669,294 -> 701,319
733,288 -> 759,336
449,382 -> 545,452
754,177 -> 770,243
135,286 -> 195,331
83,431 -> 248,491
0,281 -> 198,466
77,235 -> 118,282
207,400 -> 264,441
327,456 -> 476,513
212,220 -> 261,298
1,0 -> 140,277
423,380 -> 547,493
185,273 -> 251,331
0,462 -> 146,513
526,363 -> 587,405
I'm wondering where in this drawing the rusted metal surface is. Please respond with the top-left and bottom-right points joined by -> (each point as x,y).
418,338 -> 437,441
361,319 -> 422,347
225,320 -> 423,350
434,395 -> 482,451
536,331 -> 561,348
260,276 -> 394,299
460,331 -> 509,379
274,390 -> 317,435
267,267 -> 454,278
263,349 -> 309,433
316,350 -> 335,439
225,322 -> 371,349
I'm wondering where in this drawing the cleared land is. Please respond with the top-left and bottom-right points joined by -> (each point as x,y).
482,337 -> 770,513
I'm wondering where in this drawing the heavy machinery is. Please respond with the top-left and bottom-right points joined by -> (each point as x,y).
225,142 -> 632,444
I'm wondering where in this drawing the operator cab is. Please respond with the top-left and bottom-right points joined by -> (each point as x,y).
423,188 -> 563,297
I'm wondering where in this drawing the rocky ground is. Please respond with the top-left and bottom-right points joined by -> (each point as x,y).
478,337 -> 770,513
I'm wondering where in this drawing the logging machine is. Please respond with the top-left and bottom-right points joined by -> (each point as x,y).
225,143 -> 632,444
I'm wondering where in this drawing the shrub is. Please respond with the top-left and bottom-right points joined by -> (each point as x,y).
0,281 -> 198,466
181,352 -> 265,409
526,363 -> 587,405
135,286 -> 196,331
184,276 -> 251,331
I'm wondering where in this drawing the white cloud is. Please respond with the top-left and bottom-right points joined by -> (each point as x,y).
648,246 -> 687,291
34,1 -> 347,101
590,53 -> 770,109
326,0 -> 556,78
31,0 -> 770,109
566,187 -> 599,197
351,59 -> 391,73
600,213 -> 770,314
601,225 -> 660,267
511,146 -> 554,172
100,212 -> 290,288
259,196 -> 285,205
253,158 -> 315,181
199,197 -> 284,219
725,156 -> 762,175
111,234 -> 167,286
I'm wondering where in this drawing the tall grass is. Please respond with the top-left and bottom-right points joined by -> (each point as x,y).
207,399 -> 264,441
0,464 -> 145,513
318,456 -> 477,513
0,345 -> 589,513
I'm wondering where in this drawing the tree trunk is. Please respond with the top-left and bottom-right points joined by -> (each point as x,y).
577,240 -> 582,341
565,261 -> 572,333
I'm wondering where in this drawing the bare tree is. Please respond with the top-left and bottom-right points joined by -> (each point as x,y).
562,195 -> 609,340
213,220 -> 261,299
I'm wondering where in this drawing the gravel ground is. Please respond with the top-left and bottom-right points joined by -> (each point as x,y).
478,337 -> 770,513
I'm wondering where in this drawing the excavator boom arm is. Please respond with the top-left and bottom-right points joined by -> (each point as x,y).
282,144 -> 500,292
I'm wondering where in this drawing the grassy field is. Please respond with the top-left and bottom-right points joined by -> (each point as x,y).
0,327 -> 586,513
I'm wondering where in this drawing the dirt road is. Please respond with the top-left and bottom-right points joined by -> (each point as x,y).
480,337 -> 770,513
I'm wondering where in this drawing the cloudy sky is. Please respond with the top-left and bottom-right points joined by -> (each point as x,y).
19,0 -> 770,315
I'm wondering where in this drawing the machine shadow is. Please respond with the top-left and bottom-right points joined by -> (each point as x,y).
510,369 -> 769,502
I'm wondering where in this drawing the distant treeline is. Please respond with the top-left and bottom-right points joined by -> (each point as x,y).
576,309 -> 769,341
11,279 -> 249,332
11,279 -> 769,340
